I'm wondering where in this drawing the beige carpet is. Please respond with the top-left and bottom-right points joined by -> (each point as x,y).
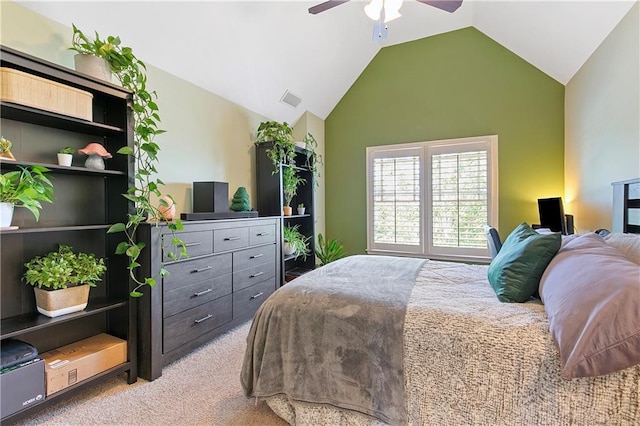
14,322 -> 287,426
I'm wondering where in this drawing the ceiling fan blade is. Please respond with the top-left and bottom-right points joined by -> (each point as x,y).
308,0 -> 351,15
416,0 -> 463,13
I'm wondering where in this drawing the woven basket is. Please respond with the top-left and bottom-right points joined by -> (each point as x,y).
0,67 -> 93,120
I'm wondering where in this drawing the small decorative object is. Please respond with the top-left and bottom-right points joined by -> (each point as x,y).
57,146 -> 75,167
230,187 -> 251,212
23,245 -> 106,317
158,195 -> 176,221
0,136 -> 16,161
315,233 -> 346,266
283,224 -> 311,260
297,203 -> 306,215
0,165 -> 54,228
282,165 -> 305,217
78,142 -> 112,170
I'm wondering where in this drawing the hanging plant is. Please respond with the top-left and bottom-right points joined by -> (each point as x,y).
255,120 -> 296,174
302,132 -> 323,187
70,24 -> 187,297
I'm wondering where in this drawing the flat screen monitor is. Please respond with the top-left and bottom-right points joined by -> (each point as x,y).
538,197 -> 567,234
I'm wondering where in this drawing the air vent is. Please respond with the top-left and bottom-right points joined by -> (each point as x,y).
280,90 -> 302,108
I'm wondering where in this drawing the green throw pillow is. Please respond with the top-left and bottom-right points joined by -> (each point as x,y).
487,222 -> 561,303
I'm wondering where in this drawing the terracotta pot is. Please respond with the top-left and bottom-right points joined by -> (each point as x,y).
158,195 -> 176,221
33,285 -> 90,318
283,206 -> 292,216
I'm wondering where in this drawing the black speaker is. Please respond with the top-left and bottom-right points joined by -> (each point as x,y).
565,214 -> 574,235
193,181 -> 229,213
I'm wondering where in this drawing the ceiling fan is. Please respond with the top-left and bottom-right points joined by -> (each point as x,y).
309,0 -> 463,40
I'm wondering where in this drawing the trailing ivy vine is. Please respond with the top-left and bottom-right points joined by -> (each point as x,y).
71,24 -> 186,297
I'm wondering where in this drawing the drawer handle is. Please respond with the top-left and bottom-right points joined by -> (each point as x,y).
224,236 -> 241,241
257,232 -> 270,236
194,288 -> 213,297
250,292 -> 264,300
194,314 -> 213,324
250,253 -> 264,259
250,271 -> 264,278
192,266 -> 212,273
184,242 -> 202,247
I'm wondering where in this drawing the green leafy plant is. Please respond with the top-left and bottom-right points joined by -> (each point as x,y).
58,146 -> 75,155
0,165 -> 54,221
0,136 -> 12,153
297,203 -> 304,209
255,120 -> 296,174
23,245 -> 106,290
302,132 -> 323,186
282,165 -> 305,207
71,25 -> 186,297
315,233 -> 346,266
283,224 -> 311,260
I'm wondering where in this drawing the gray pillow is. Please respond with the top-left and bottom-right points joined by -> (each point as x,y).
539,233 -> 640,379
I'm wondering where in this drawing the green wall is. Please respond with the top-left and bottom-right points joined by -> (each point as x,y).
325,27 -> 565,255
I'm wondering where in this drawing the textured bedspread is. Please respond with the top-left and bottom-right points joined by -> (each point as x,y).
241,255 -> 426,424
264,259 -> 640,425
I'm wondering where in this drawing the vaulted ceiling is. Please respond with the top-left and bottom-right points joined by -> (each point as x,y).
17,1 -> 636,124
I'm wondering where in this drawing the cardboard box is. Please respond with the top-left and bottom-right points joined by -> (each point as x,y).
0,358 -> 45,419
0,67 -> 93,121
40,334 -> 126,396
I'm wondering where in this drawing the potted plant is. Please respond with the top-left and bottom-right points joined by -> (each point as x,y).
70,25 -> 186,297
282,165 -> 305,216
315,233 -> 346,266
283,224 -> 311,260
302,132 -> 323,186
23,245 -> 106,317
255,121 -> 296,175
0,136 -> 16,161
0,165 -> 54,228
69,24 -> 115,82
57,146 -> 75,166
297,203 -> 305,215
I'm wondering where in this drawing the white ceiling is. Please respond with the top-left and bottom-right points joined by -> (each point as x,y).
17,0 -> 636,124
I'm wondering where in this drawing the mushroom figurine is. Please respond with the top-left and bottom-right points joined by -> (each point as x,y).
78,143 -> 112,170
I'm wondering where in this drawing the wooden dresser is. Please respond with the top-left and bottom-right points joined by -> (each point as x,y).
137,217 -> 280,381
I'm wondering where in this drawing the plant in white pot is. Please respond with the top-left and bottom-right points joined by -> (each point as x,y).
0,165 -> 54,228
23,245 -> 106,318
282,165 -> 305,216
283,224 -> 311,260
57,146 -> 75,166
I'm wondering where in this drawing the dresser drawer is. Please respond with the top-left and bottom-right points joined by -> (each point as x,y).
233,244 -> 275,271
163,273 -> 232,318
214,227 -> 249,253
163,295 -> 232,353
163,230 -> 213,261
233,261 -> 276,292
164,253 -> 232,288
249,224 -> 276,246
233,279 -> 276,321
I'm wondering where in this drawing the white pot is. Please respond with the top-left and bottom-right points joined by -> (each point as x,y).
33,285 -> 90,318
297,207 -> 306,215
283,242 -> 296,256
57,153 -> 73,167
74,54 -> 112,83
0,202 -> 15,228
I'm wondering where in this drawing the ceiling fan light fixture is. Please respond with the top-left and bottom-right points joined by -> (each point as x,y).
383,0 -> 403,22
364,0 -> 383,21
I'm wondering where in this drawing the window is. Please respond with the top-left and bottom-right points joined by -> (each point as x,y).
366,135 -> 498,261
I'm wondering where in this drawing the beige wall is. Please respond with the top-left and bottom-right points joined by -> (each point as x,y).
565,3 -> 640,233
1,1 -> 325,226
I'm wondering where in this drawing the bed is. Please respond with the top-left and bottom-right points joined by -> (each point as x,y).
241,182 -> 640,425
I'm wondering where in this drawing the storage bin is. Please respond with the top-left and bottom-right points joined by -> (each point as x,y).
0,67 -> 93,120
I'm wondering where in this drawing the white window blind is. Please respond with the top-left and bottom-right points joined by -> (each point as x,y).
372,155 -> 421,246
366,136 -> 498,261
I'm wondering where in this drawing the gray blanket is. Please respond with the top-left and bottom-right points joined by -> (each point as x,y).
241,255 -> 426,424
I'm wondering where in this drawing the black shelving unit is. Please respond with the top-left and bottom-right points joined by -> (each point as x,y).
255,142 -> 315,284
0,45 -> 137,423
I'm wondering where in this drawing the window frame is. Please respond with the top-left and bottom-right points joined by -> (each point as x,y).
366,135 -> 499,262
